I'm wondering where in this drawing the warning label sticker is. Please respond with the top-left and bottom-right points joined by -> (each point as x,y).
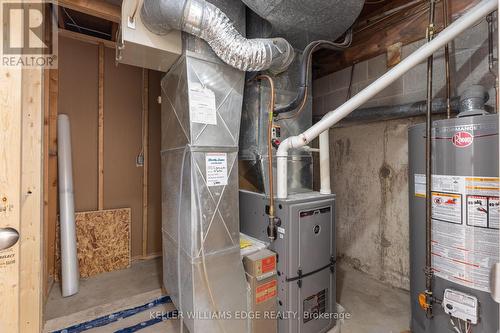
189,82 -> 217,125
256,280 -> 277,304
432,192 -> 462,224
0,248 -> 16,270
205,153 -> 227,187
415,174 -> 500,292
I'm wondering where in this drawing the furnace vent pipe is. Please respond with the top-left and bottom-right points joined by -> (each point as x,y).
277,0 -> 498,199
57,114 -> 79,297
319,130 -> 331,195
141,0 -> 294,73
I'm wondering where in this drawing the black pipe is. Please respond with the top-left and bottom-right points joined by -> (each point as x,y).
273,31 -> 353,115
313,97 -> 461,125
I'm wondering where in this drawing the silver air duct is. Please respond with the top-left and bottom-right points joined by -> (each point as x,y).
240,0 -> 365,48
141,0 -> 295,73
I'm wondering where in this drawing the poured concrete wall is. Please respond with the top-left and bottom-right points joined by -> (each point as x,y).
312,19 -> 497,290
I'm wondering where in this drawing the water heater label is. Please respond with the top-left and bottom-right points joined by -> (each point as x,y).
205,153 -> 227,187
415,174 -> 500,292
189,83 -> 217,125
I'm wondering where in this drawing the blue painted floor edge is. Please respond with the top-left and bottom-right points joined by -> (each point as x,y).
51,295 -> 172,333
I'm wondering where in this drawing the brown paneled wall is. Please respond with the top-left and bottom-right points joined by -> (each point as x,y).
57,36 -> 163,261
147,71 -> 163,255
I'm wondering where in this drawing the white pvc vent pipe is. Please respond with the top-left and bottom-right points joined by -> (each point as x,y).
319,130 -> 331,195
57,114 -> 79,297
277,0 -> 498,199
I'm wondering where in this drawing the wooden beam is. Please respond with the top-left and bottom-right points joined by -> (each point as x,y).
58,28 -> 116,49
46,69 -> 58,295
142,69 -> 149,257
43,69 -> 49,300
314,0 -> 482,78
20,66 -> 44,333
98,43 -> 105,211
56,0 -> 121,23
0,40 -> 23,333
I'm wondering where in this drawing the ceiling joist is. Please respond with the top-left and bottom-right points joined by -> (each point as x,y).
55,0 -> 121,23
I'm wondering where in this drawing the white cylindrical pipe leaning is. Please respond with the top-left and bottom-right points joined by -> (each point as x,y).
57,114 -> 79,297
319,130 -> 331,195
277,0 -> 498,199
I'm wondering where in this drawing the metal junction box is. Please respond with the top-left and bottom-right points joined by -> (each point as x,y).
240,190 -> 336,333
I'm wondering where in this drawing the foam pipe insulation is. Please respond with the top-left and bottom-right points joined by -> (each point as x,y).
57,114 -> 79,297
140,0 -> 294,73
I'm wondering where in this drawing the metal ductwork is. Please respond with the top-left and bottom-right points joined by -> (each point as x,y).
141,0 -> 295,73
240,0 -> 365,48
458,84 -> 490,117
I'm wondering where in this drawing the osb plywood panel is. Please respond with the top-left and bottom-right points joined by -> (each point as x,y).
56,208 -> 131,279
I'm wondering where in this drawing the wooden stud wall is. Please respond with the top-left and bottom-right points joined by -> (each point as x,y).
0,41 -> 23,333
0,4 -> 44,331
142,69 -> 150,257
98,43 -> 105,211
20,66 -> 44,333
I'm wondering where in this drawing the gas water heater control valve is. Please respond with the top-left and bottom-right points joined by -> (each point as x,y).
442,289 -> 479,325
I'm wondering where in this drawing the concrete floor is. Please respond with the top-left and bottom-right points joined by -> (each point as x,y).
44,258 -> 411,333
336,264 -> 411,333
45,257 -> 162,321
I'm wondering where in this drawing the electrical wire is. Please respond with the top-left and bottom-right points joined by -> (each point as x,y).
450,316 -> 464,333
346,62 -> 356,101
62,8 -> 82,33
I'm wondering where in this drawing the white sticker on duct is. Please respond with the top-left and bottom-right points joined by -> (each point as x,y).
189,82 -> 217,125
206,153 -> 227,187
277,227 -> 285,235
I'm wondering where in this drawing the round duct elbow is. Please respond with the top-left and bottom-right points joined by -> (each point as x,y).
140,0 -> 185,35
141,0 -> 295,73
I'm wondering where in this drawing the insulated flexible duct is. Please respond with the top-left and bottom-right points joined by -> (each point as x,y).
141,0 -> 294,73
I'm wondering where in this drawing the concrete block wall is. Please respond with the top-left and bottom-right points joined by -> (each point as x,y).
312,18 -> 497,290
313,19 -> 497,116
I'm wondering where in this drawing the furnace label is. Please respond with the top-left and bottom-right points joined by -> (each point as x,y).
256,280 -> 277,304
205,153 -> 228,187
416,174 -> 500,292
189,83 -> 217,125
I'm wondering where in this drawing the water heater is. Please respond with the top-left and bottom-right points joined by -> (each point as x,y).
409,86 -> 499,332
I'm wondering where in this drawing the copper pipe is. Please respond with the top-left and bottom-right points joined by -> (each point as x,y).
256,75 -> 277,239
487,13 -> 498,112
425,0 -> 436,319
443,0 -> 452,118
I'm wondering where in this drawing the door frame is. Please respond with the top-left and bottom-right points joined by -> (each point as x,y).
0,1 -> 45,331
